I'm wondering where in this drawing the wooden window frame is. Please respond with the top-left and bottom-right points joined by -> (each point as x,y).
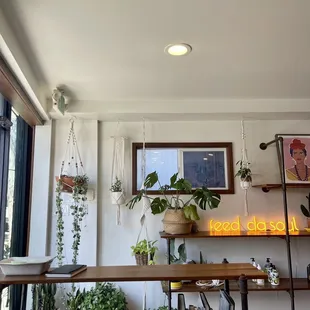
132,142 -> 235,195
0,54 -> 44,126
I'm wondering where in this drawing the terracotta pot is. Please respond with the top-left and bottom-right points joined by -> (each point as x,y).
55,176 -> 75,193
162,209 -> 192,235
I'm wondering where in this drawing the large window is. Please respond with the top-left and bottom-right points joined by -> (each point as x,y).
0,95 -> 33,310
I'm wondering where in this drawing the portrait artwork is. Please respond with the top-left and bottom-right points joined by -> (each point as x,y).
278,135 -> 310,183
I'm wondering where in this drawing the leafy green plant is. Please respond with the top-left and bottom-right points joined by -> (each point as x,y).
79,283 -> 127,310
126,171 -> 221,221
131,239 -> 158,258
66,288 -> 86,310
301,193 -> 310,218
31,284 -> 57,310
169,239 -> 187,264
110,177 -> 122,192
235,160 -> 252,181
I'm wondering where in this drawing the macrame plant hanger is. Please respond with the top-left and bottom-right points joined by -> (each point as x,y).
60,118 -> 85,189
135,118 -> 150,310
240,120 -> 251,216
110,122 -> 126,225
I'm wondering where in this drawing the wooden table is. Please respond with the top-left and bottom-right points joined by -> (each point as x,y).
0,264 -> 267,310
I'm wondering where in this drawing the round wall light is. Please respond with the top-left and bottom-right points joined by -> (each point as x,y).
164,43 -> 192,56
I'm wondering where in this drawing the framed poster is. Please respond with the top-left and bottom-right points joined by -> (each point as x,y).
132,142 -> 234,194
276,134 -> 310,183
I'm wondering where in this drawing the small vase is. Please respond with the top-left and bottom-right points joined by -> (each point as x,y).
110,191 -> 126,205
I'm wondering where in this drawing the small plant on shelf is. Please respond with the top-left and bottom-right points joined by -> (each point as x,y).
169,239 -> 187,264
131,239 -> 158,265
300,192 -> 310,228
110,177 -> 122,192
127,171 -> 221,234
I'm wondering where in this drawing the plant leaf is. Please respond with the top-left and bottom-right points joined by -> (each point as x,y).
151,197 -> 169,214
126,190 -> 144,209
183,204 -> 200,221
170,173 -> 178,187
144,171 -> 158,189
193,187 -> 221,210
301,204 -> 310,217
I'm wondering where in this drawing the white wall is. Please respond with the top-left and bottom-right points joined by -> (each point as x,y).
30,119 -> 310,309
99,120 -> 310,310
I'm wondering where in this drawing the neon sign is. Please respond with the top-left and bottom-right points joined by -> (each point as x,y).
209,217 -> 299,232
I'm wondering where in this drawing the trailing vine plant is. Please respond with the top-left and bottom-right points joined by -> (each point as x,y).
55,179 -> 65,266
71,175 -> 89,265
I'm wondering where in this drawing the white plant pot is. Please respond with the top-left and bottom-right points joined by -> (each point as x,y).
240,180 -> 252,190
110,191 -> 126,205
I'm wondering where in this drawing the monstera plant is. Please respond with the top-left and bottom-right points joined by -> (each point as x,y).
127,171 -> 220,234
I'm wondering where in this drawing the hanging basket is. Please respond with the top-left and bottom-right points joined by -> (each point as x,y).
162,209 -> 192,235
135,253 -> 148,266
110,191 -> 126,205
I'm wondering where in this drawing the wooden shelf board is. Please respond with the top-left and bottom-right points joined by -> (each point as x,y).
253,183 -> 310,192
160,230 -> 310,239
0,264 -> 266,285
162,278 -> 310,293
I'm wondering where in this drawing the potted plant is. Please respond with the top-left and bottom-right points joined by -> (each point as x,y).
131,239 -> 158,266
55,174 -> 88,194
127,171 -> 221,235
301,193 -> 310,228
79,283 -> 127,310
110,176 -> 126,205
235,160 -> 252,189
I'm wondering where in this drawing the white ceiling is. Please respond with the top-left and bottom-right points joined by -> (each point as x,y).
2,0 -> 310,102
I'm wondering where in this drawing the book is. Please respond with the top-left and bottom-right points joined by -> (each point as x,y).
45,264 -> 87,278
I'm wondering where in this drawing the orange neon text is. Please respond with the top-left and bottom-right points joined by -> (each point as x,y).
209,217 -> 299,232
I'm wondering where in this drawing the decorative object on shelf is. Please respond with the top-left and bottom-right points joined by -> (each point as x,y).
270,265 -> 280,286
250,258 -> 257,282
275,134 -> 310,183
170,281 -> 183,290
132,142 -> 234,195
169,239 -> 187,264
110,124 -> 126,225
131,239 -> 158,266
235,120 -> 252,216
307,264 -> 310,283
300,192 -> 310,228
127,171 -> 221,234
256,264 -> 265,286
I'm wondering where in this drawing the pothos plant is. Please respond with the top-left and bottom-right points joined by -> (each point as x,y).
235,160 -> 252,182
127,171 -> 221,221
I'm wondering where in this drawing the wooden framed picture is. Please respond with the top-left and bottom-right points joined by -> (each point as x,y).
276,134 -> 310,183
132,142 -> 234,194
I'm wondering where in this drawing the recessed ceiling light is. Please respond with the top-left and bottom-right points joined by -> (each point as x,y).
164,43 -> 192,56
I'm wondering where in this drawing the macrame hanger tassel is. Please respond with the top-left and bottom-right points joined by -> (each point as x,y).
244,189 -> 249,216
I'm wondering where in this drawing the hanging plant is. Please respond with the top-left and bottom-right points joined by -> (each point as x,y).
55,179 -> 64,266
235,160 -> 252,189
71,174 -> 89,265
110,176 -> 125,205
